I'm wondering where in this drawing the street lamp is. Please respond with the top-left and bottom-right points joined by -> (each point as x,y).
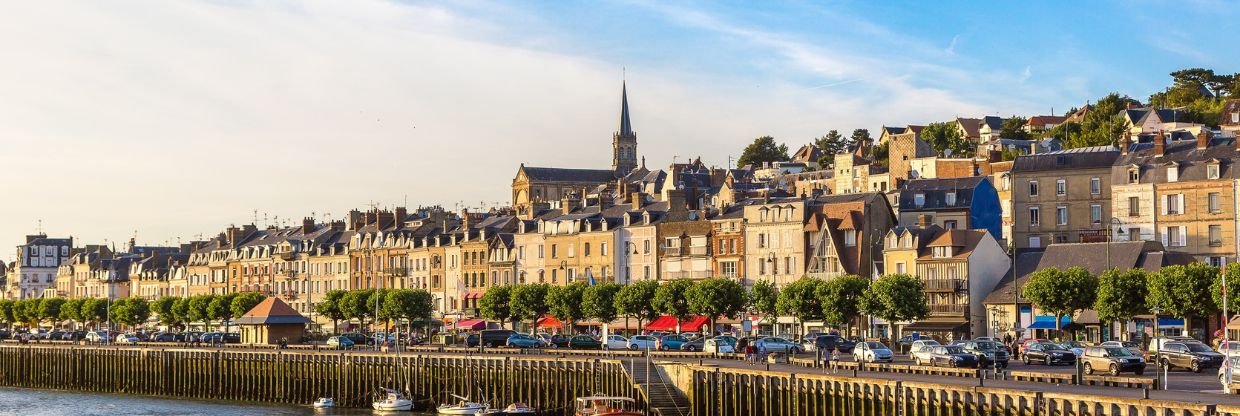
1106,218 -> 1125,271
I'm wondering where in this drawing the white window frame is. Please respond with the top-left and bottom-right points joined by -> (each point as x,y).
1090,204 -> 1102,225
1055,179 -> 1066,196
1167,166 -> 1179,182
1029,206 -> 1040,226
1090,177 -> 1101,195
1056,206 -> 1068,226
1029,180 -> 1039,197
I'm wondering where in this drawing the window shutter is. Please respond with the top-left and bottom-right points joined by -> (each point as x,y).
1177,194 -> 1185,214
1161,228 -> 1169,246
1161,196 -> 1168,215
1179,226 -> 1188,247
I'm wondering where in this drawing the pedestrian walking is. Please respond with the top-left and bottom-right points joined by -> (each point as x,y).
744,344 -> 756,365
758,344 -> 767,364
829,346 -> 841,374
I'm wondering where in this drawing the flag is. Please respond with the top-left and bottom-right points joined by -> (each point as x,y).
586,268 -> 596,286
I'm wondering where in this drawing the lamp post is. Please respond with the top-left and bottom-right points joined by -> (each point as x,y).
1009,241 -> 1021,340
1106,218 -> 1125,271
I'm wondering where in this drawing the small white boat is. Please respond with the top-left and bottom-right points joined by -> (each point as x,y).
483,402 -> 537,415
437,394 -> 490,415
373,388 -> 414,412
312,397 -> 335,408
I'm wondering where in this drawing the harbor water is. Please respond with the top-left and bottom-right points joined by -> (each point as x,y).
0,387 -> 434,416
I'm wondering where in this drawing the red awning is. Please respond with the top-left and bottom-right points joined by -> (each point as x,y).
645,316 -> 678,331
680,316 -> 709,331
466,293 -> 480,299
536,315 -> 563,329
455,319 -> 487,330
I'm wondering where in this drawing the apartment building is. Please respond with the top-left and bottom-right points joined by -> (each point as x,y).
1012,146 -> 1120,249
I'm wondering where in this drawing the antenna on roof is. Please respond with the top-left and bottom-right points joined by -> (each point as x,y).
253,210 -> 258,225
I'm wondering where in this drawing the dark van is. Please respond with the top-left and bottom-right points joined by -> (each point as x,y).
472,329 -> 517,347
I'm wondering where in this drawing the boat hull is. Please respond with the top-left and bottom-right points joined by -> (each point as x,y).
374,401 -> 414,411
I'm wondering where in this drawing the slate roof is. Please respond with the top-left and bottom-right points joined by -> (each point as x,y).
1026,115 -> 1067,127
234,297 -> 311,325
983,241 -> 1194,305
792,145 -> 823,164
898,177 -> 986,212
1011,146 -> 1118,172
619,81 -> 634,136
956,118 -> 982,138
1222,99 -> 1240,126
1114,136 -> 1239,183
981,116 -> 1003,131
521,166 -> 617,183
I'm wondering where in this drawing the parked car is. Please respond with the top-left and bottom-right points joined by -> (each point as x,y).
199,332 -> 223,344
910,340 -> 942,366
679,338 -> 706,352
1158,342 -> 1225,373
1022,342 -> 1076,366
568,335 -> 602,349
1100,341 -> 1143,357
604,335 -> 628,350
115,334 -> 140,344
326,336 -> 355,349
506,333 -> 545,349
340,332 -> 374,346
657,335 -> 690,351
1219,356 -> 1240,389
628,335 -> 657,350
465,334 -> 480,347
85,331 -> 111,344
548,334 -> 571,348
1081,346 -> 1146,376
704,338 -> 736,354
962,340 -> 1010,369
151,332 -> 179,343
1148,336 -> 1197,357
1217,341 -> 1240,358
1057,340 -> 1086,357
48,330 -> 66,340
1017,338 -> 1051,358
754,337 -> 802,354
536,333 -> 556,347
0,330 -> 9,340
814,335 -> 840,355
927,345 -> 978,368
853,341 -> 894,363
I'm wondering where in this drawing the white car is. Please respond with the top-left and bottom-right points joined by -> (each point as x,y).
85,331 -> 111,344
704,338 -> 736,354
1218,341 -> 1240,358
1221,356 -> 1240,390
1100,341 -> 1143,357
910,340 -> 942,366
604,335 -> 628,350
628,335 -> 657,350
853,341 -> 894,363
754,337 -> 802,354
115,334 -> 140,344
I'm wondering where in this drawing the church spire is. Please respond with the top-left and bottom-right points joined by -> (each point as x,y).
619,81 -> 633,137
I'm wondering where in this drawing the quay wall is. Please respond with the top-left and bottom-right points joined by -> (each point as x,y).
0,345 -> 640,415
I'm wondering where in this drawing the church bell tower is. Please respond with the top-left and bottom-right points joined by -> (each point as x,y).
612,82 -> 638,177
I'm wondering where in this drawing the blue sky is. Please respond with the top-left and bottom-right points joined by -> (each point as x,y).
0,0 -> 1235,255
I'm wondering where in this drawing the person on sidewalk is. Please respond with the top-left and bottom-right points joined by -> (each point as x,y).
744,344 -> 755,365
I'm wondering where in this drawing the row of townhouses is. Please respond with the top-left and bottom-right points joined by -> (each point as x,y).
5,85 -> 1240,342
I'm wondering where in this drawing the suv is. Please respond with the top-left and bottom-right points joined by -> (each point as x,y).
1081,346 -> 1146,376
477,329 -> 517,347
340,332 -> 374,346
910,340 -> 942,366
1022,342 -> 1076,366
1148,336 -> 1197,357
1159,342 -> 1225,373
962,340 -> 1010,368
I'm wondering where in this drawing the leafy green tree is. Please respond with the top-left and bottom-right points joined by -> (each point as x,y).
478,285 -> 514,328
748,280 -> 779,328
315,290 -> 349,334
188,294 -> 214,331
548,283 -> 587,334
109,298 -> 151,329
1149,263 -> 1218,335
615,280 -> 660,330
510,283 -> 550,333
1061,93 -> 1138,149
921,122 -> 971,157
152,296 -> 179,328
171,297 -> 192,329
0,299 -> 14,330
1094,268 -> 1148,336
1213,265 -> 1240,315
38,297 -> 65,327
582,283 -> 621,324
999,116 -> 1030,141
861,274 -> 929,330
850,129 -> 873,149
816,275 -> 869,331
737,136 -> 790,168
1022,266 -> 1098,336
814,130 -> 848,157
230,292 -> 266,330
383,289 -> 433,334
80,298 -> 109,330
684,278 -> 746,333
653,279 -> 694,324
18,299 -> 42,328
776,277 -> 824,338
341,288 -> 376,332
208,293 -> 237,332
869,141 -> 890,167
59,298 -> 84,327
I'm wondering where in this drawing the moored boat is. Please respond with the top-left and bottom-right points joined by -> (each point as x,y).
373,388 -> 414,412
437,394 -> 490,415
574,396 -> 643,416
312,397 -> 335,408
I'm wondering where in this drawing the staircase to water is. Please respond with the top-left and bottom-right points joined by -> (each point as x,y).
619,358 -> 691,416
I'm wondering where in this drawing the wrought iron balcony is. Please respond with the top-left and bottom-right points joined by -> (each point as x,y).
922,279 -> 965,292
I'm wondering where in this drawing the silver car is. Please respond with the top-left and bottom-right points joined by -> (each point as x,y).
910,340 -> 942,366
754,337 -> 802,354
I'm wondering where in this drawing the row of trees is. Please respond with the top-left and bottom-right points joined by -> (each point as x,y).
475,274 -> 928,337
0,297 -> 151,330
735,129 -> 877,170
1024,262 -> 1239,337
313,288 -> 434,334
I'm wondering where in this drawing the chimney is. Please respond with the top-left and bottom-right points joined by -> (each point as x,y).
1120,134 -> 1131,155
666,189 -> 688,221
347,210 -> 363,231
1127,102 -> 1139,110
460,209 -> 471,230
395,206 -> 408,225
561,192 -> 581,214
988,150 -> 1002,163
330,221 -> 345,231
631,192 -> 646,210
225,225 -> 241,248
302,217 -> 316,235
917,214 -> 933,228
1197,130 -> 1210,150
1154,130 -> 1166,157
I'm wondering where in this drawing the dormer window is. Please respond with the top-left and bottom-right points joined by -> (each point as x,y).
889,235 -> 898,248
1128,167 -> 1140,184
945,192 -> 956,206
1232,112 -> 1239,124
934,246 -> 951,258
913,193 -> 925,208
1208,163 -> 1221,180
1167,164 -> 1179,182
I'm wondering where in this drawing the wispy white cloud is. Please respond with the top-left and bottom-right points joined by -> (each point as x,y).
946,34 -> 961,55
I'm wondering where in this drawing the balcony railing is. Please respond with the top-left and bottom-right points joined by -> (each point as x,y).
922,279 -> 965,292
928,304 -> 967,315
662,270 -> 714,280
